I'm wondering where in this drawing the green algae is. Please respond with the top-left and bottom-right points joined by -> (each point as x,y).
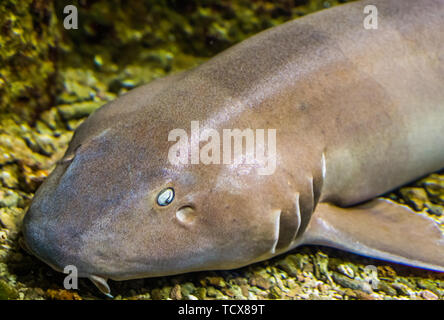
0,0 -> 60,120
1,0 -> 352,122
0,278 -> 19,300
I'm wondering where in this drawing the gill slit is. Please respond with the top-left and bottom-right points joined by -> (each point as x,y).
291,192 -> 302,247
270,210 -> 281,254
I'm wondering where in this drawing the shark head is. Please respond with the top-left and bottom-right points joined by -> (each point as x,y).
21,90 -> 291,296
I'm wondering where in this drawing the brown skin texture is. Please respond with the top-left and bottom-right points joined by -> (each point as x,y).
23,0 -> 444,291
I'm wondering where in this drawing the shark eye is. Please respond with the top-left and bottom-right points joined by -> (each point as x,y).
157,188 -> 175,206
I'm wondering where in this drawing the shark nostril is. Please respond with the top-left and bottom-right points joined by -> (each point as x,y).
176,206 -> 197,226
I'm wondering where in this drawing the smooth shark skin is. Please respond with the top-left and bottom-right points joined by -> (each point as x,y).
22,0 -> 444,295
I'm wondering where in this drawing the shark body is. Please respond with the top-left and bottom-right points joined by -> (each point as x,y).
23,0 -> 444,295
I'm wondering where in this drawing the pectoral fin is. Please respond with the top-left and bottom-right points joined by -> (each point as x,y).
302,198 -> 444,272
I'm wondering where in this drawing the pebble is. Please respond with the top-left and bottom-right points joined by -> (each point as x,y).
332,272 -> 373,294
57,101 -> 102,121
46,289 -> 82,300
39,109 -> 60,130
275,255 -> 300,277
205,276 -> 226,288
420,290 -> 438,300
337,264 -> 355,279
0,208 -> 22,232
377,281 -> 397,296
0,279 -> 19,299
180,282 -> 196,297
399,187 -> 428,211
0,190 -> 20,208
0,168 -> 19,189
355,290 -> 379,300
425,203 -> 443,216
170,284 -> 182,300
422,175 -> 444,203
392,283 -> 412,296
240,284 -> 249,297
249,275 -> 272,290
313,251 -> 331,282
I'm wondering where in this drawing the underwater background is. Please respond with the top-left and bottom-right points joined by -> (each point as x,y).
0,0 -> 443,300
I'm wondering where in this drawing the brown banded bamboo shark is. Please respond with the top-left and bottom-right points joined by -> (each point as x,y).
22,0 -> 444,297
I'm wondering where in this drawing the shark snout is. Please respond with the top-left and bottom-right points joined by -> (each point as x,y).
22,201 -> 94,278
21,161 -> 91,274
22,208 -> 114,296
22,209 -> 65,273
